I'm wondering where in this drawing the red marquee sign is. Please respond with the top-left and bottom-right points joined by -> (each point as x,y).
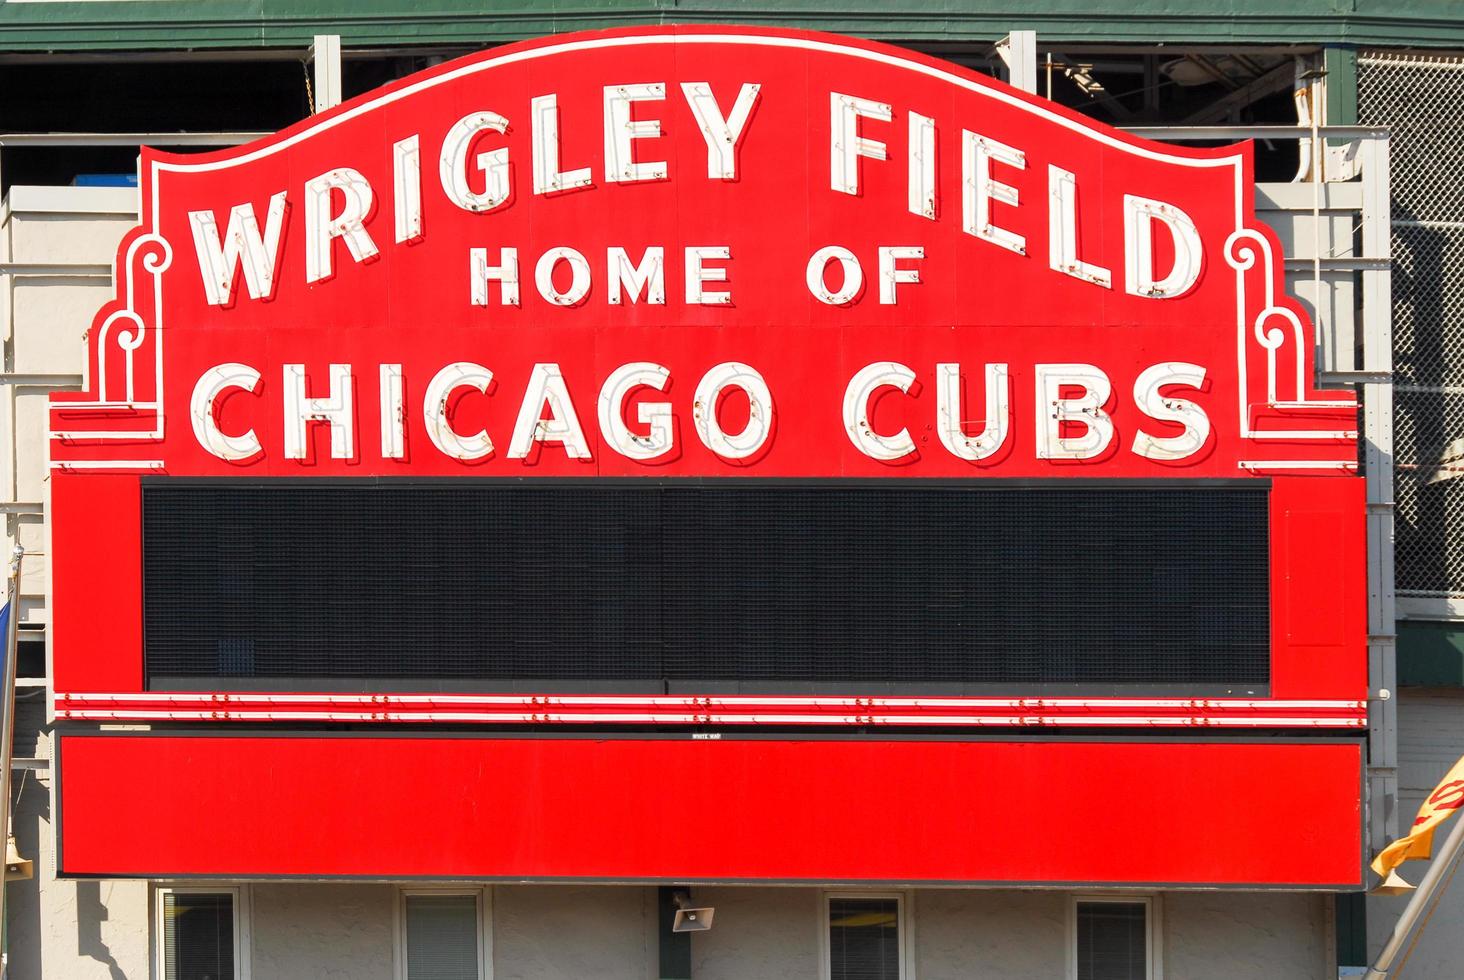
47,26 -> 1368,886
47,26 -> 1367,733
48,25 -> 1368,728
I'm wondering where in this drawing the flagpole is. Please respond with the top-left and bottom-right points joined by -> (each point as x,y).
0,544 -> 22,979
1365,805 -> 1464,979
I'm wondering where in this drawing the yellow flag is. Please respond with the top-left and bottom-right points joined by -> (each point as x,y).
1371,754 -> 1464,894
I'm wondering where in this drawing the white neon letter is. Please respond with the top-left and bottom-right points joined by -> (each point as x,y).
806,246 -> 863,305
188,191 -> 287,305
1124,195 -> 1202,299
1048,165 -> 1112,288
423,361 -> 494,461
909,111 -> 937,220
470,247 -> 520,306
304,168 -> 379,284
379,364 -> 405,459
693,362 -> 772,460
393,135 -> 422,244
685,246 -> 731,305
608,247 -> 665,305
421,363 -> 494,462
936,362 -> 1010,461
598,362 -> 673,460
509,363 -> 592,460
843,362 -> 917,461
440,110 -> 511,213
830,92 -> 891,195
1132,362 -> 1211,460
283,363 -> 355,461
535,247 -> 592,306
1035,363 -> 1113,460
878,246 -> 923,304
532,94 -> 593,195
604,83 -> 666,183
190,363 -> 262,461
963,131 -> 1026,256
681,81 -> 761,180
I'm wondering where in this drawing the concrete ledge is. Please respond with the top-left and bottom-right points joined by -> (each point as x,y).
2,185 -> 138,219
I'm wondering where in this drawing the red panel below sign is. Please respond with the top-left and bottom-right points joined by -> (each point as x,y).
57,734 -> 1362,886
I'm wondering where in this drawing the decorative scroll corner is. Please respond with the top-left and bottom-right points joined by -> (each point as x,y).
1225,225 -> 1360,473
48,227 -> 174,470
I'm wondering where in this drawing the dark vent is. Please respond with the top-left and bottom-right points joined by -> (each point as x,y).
142,480 -> 1270,694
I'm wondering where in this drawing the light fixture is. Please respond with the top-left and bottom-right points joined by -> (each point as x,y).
1062,63 -> 1106,97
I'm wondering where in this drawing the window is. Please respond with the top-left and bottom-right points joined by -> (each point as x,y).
1070,896 -> 1161,980
155,887 -> 249,980
396,889 -> 491,980
823,892 -> 909,980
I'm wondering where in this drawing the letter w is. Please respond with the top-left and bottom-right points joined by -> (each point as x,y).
188,191 -> 288,306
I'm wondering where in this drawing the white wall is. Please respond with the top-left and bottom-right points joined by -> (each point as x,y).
494,885 -> 657,980
1368,688 -> 1464,976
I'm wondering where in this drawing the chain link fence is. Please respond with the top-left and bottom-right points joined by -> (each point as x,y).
1360,52 -> 1464,595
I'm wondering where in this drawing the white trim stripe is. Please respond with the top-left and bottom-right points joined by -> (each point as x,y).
57,692 -> 1366,710
47,460 -> 164,470
55,708 -> 1366,727
1239,460 -> 1359,471
55,691 -> 1368,728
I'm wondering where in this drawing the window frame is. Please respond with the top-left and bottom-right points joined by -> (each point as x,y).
819,890 -> 914,980
152,884 -> 251,980
1067,893 -> 1163,980
394,886 -> 493,980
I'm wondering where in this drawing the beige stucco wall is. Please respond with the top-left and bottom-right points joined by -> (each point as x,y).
691,886 -> 822,979
495,885 -> 658,980
913,889 -> 1068,979
1166,891 -> 1333,979
1,874 -> 1340,980
250,883 -> 396,980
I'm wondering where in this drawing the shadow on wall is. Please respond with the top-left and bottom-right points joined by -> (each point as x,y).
77,880 -> 128,980
1390,206 -> 1463,595
8,764 -> 45,980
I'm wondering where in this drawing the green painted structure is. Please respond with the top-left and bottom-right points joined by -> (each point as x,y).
1400,622 -> 1464,688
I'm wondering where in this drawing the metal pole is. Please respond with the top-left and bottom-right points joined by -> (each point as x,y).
0,544 -> 22,978
1365,808 -> 1464,979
